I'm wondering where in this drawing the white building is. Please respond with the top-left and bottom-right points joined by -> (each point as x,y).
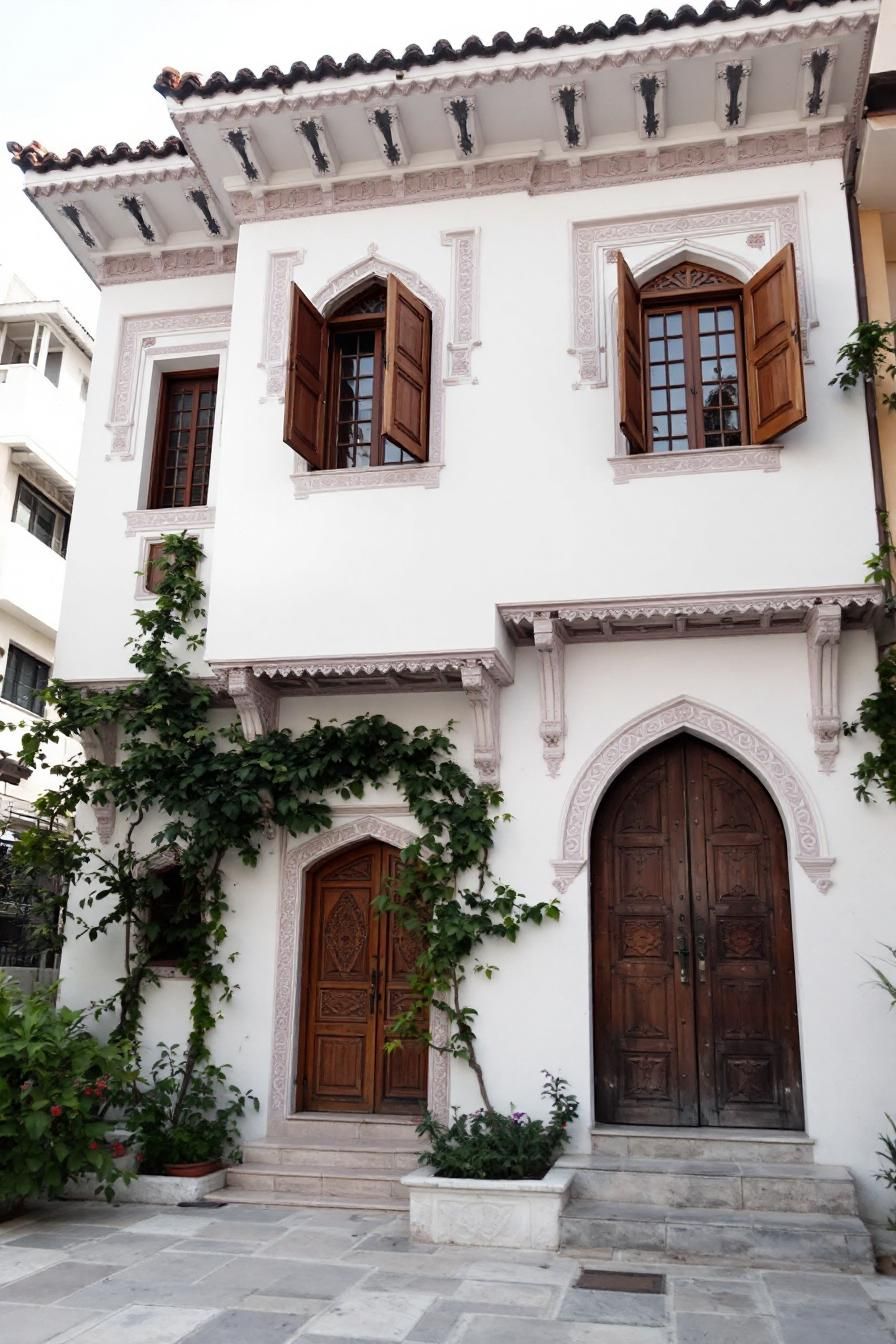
10,0 -> 896,1255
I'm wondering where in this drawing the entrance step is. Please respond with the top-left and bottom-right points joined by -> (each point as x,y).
590,1125 -> 815,1165
214,1187 -> 407,1213
557,1153 -> 858,1215
241,1139 -> 419,1173
560,1200 -> 874,1272
279,1113 -> 421,1148
225,1163 -> 411,1205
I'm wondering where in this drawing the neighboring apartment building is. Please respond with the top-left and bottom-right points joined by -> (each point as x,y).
8,0 -> 896,1249
0,264 -> 91,972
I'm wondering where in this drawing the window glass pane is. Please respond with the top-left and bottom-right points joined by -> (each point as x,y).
669,388 -> 687,411
666,338 -> 684,361
717,308 -> 735,330
651,390 -> 668,412
670,414 -> 688,437
43,350 -> 62,387
668,363 -> 685,386
719,333 -> 736,355
2,646 -> 50,716
647,315 -> 664,338
665,313 -> 683,336
652,415 -> 669,437
154,376 -> 217,508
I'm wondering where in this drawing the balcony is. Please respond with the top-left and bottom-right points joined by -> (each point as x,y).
0,363 -> 80,485
0,523 -> 65,638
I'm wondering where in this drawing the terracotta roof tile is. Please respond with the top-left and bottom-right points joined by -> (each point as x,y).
6,136 -> 187,175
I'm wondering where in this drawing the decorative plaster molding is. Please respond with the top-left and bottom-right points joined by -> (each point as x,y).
259,250 -> 304,401
225,128 -> 842,228
610,445 -> 782,482
799,44 -> 838,119
443,96 -> 482,160
366,103 -> 410,168
716,59 -> 752,130
226,668 -> 280,740
553,695 -> 834,894
806,602 -> 842,773
461,663 -> 501,787
172,14 -> 873,123
633,71 -> 667,140
441,229 -> 481,385
571,197 -> 817,388
293,462 -> 443,497
294,115 -> 341,177
108,308 -> 231,459
551,82 -> 587,152
125,506 -> 216,536
97,246 -> 237,286
216,649 -> 513,692
533,617 -> 566,778
271,816 -> 450,1133
30,165 -> 201,197
79,723 -> 118,844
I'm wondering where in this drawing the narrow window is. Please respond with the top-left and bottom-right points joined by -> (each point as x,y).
149,370 -> 218,509
2,645 -> 50,716
43,344 -> 63,388
143,867 -> 201,966
283,275 -> 432,470
617,247 -> 806,454
13,478 -> 70,555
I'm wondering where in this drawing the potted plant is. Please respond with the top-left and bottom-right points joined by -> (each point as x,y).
128,1043 -> 258,1177
402,1071 -> 579,1250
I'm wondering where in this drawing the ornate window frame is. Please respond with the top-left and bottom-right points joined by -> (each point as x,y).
289,246 -> 447,498
269,814 -> 450,1136
552,695 -> 834,895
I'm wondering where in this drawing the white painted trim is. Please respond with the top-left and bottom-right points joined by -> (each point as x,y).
609,445 -> 782,482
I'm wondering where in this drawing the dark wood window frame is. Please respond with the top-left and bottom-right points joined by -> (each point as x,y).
142,865 -> 202,968
13,476 -> 70,556
2,644 -> 50,717
148,369 -> 218,510
617,246 -> 807,455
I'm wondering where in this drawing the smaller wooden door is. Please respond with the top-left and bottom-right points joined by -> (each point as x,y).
299,841 -> 428,1114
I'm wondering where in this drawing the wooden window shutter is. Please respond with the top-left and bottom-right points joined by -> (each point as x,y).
743,243 -> 806,443
145,542 -> 167,594
617,253 -> 646,453
382,274 -> 431,462
283,283 -> 327,468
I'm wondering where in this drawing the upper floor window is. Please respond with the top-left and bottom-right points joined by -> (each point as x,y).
13,478 -> 70,556
618,246 -> 806,454
149,370 -> 217,509
284,275 -> 432,471
2,645 -> 50,716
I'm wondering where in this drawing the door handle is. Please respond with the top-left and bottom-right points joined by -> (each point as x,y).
676,930 -> 690,985
369,966 -> 379,1014
696,927 -> 707,984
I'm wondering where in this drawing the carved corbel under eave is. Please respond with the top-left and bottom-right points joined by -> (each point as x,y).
806,603 -> 842,773
225,668 -> 280,740
79,722 -> 119,844
533,616 -> 567,777
460,662 -> 501,787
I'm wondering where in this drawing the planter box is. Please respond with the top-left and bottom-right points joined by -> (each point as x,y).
65,1169 -> 227,1205
402,1164 -> 574,1250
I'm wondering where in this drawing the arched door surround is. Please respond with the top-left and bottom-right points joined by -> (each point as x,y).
592,734 -> 804,1130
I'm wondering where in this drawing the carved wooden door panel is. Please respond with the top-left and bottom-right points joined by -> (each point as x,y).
593,736 -> 803,1129
300,841 -> 428,1114
593,744 -> 700,1125
685,739 -> 803,1129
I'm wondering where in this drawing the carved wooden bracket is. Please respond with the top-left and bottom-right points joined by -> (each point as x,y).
226,668 -> 280,740
460,661 -> 501,787
806,603 -> 842,773
533,617 -> 567,777
79,722 -> 118,844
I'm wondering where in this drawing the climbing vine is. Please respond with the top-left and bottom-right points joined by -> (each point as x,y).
8,534 -> 558,1111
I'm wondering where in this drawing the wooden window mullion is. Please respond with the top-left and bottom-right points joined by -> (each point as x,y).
684,308 -> 704,451
371,327 -> 385,466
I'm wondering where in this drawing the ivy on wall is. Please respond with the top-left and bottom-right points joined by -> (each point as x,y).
8,534 -> 559,1109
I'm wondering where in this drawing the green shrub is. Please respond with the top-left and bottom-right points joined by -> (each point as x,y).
0,978 -> 138,1205
128,1043 -> 258,1173
416,1071 -> 579,1181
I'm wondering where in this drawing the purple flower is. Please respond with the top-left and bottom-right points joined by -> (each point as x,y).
511,1110 -> 529,1124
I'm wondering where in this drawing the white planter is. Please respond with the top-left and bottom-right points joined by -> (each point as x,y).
402,1164 -> 574,1250
65,1169 -> 227,1205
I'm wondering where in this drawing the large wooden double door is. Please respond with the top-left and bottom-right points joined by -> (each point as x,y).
592,736 -> 803,1129
299,840 -> 428,1114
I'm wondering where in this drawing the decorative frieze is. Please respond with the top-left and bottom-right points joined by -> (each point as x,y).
461,662 -> 502,787
225,667 -> 280,740
441,229 -> 480,385
534,618 -> 566,778
259,250 -> 304,401
716,59 -> 752,130
97,246 -> 237,286
609,445 -> 782,482
218,649 -> 513,694
806,603 -> 843,773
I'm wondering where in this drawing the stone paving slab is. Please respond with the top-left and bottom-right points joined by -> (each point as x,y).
0,1199 -> 894,1344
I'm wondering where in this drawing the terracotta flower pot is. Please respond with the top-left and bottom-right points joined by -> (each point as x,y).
162,1160 -> 223,1178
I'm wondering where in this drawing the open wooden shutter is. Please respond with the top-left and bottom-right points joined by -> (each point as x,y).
382,274 -> 431,462
283,283 -> 327,468
743,243 -> 806,443
617,253 -> 646,453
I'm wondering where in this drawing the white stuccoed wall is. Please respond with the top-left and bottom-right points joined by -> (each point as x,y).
53,150 -> 896,1222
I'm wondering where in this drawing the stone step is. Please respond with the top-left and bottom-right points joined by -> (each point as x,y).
590,1125 -> 815,1165
558,1154 -> 857,1215
225,1163 -> 410,1204
241,1140 -> 420,1173
560,1199 -> 874,1272
215,1186 -> 406,1212
281,1113 -> 421,1148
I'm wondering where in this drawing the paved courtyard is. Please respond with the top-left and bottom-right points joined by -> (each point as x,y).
1,1198 -> 896,1343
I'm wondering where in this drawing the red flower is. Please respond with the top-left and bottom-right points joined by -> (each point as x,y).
50,1105 -> 63,1118
110,1141 -> 126,1158
88,1141 -> 99,1150
83,1086 -> 94,1097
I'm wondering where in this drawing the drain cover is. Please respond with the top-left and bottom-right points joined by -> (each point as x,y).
575,1269 -> 665,1295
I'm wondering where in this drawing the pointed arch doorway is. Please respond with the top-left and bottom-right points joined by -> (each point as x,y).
591,734 -> 804,1129
298,838 -> 428,1114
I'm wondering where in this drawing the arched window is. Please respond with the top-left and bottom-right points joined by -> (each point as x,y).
617,247 -> 806,454
284,274 -> 432,471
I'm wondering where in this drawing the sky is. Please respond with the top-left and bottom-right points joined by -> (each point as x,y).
0,0 -> 653,334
